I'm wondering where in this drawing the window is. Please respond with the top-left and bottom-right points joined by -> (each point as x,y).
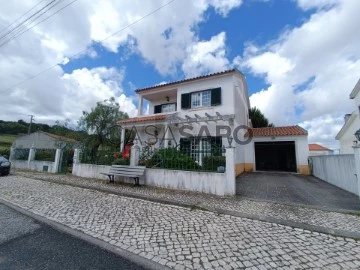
181,87 -> 221,109
180,137 -> 222,165
154,103 -> 176,114
162,103 -> 176,113
191,90 -> 211,108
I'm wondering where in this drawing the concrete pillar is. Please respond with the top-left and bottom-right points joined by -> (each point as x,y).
72,148 -> 81,175
120,127 -> 126,152
137,95 -> 143,116
28,144 -> 36,168
353,146 -> 360,198
9,146 -> 15,161
130,145 -> 140,166
73,149 -> 80,164
53,148 -> 62,173
164,124 -> 169,148
225,147 -> 236,196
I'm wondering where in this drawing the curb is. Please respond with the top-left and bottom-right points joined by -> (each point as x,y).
11,174 -> 360,239
211,208 -> 360,240
0,198 -> 171,270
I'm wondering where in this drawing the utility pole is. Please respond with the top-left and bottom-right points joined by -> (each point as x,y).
28,115 -> 34,134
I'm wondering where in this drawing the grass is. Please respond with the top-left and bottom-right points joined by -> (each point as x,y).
0,134 -> 17,156
0,134 -> 17,144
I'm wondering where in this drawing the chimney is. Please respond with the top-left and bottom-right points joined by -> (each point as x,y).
344,114 -> 351,123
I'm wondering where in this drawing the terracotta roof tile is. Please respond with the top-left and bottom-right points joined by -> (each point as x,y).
135,69 -> 241,93
118,114 -> 167,124
249,126 -> 308,137
309,143 -> 332,151
41,132 -> 78,143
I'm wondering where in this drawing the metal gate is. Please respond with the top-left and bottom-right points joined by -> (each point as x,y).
58,147 -> 74,174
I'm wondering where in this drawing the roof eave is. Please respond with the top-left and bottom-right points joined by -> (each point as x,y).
335,112 -> 356,139
349,79 -> 360,99
135,69 -> 240,93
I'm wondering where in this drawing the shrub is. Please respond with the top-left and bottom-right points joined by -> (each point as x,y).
0,147 -> 10,158
35,149 -> 56,161
13,149 -> 29,160
202,156 -> 226,172
112,158 -> 130,165
144,148 -> 201,170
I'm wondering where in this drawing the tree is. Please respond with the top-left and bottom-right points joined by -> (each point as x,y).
78,97 -> 128,150
249,107 -> 274,128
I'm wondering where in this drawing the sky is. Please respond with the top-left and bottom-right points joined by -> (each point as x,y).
0,0 -> 359,150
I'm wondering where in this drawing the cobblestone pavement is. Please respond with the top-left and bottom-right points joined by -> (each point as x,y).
1,175 -> 360,269
15,171 -> 360,237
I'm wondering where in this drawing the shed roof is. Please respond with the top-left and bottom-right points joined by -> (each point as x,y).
249,126 -> 308,137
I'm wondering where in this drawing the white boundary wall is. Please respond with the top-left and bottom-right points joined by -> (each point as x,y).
11,160 -> 56,173
72,163 -> 110,180
310,155 -> 358,196
145,169 -> 227,196
72,163 -> 230,196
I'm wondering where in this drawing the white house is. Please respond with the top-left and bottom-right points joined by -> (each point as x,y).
308,143 -> 334,156
118,69 -> 310,179
336,79 -> 360,154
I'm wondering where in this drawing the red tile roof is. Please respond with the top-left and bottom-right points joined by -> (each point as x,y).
249,126 -> 308,137
41,132 -> 78,143
309,143 -> 331,151
135,69 -> 241,93
118,114 -> 167,124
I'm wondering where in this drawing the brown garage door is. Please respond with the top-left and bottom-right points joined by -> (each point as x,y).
255,141 -> 297,172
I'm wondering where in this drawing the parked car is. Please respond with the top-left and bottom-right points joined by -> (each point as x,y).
0,155 -> 11,176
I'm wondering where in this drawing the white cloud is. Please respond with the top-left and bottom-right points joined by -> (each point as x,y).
238,0 -> 360,146
0,0 -> 241,124
208,0 -> 243,16
182,32 -> 229,77
295,0 -> 340,10
62,67 -> 137,121
299,114 -> 344,150
243,52 -> 294,83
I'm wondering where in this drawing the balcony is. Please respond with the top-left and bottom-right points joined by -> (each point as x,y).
138,88 -> 177,116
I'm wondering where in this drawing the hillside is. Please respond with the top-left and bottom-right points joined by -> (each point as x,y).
0,134 -> 16,156
0,120 -> 87,156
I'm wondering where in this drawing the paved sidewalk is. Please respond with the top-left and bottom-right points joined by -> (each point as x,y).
0,175 -> 360,269
14,171 -> 360,238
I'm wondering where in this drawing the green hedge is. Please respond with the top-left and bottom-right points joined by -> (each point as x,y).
202,156 -> 226,172
112,158 -> 130,165
0,147 -> 10,158
35,149 -> 56,161
141,148 -> 201,170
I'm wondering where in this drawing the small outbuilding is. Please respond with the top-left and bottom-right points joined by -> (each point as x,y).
308,143 -> 334,156
13,131 -> 79,149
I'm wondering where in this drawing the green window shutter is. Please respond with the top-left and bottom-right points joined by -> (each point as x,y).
181,93 -> 191,109
180,138 -> 191,156
154,105 -> 162,114
211,87 -> 221,106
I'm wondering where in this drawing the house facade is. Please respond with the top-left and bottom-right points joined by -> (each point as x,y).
308,143 -> 334,156
119,69 -> 310,177
336,79 -> 360,154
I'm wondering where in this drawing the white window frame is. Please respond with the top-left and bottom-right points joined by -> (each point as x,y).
191,90 -> 211,108
161,103 -> 176,113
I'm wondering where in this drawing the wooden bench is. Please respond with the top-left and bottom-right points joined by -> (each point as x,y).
100,165 -> 146,185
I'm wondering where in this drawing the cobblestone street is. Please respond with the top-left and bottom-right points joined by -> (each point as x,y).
0,175 -> 360,269
16,171 -> 360,237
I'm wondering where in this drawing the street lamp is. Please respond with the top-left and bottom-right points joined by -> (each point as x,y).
355,129 -> 360,141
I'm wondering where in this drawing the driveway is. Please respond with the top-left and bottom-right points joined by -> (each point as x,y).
236,172 -> 360,212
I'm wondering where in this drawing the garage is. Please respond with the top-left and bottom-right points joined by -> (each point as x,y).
243,126 -> 310,174
255,141 -> 297,172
